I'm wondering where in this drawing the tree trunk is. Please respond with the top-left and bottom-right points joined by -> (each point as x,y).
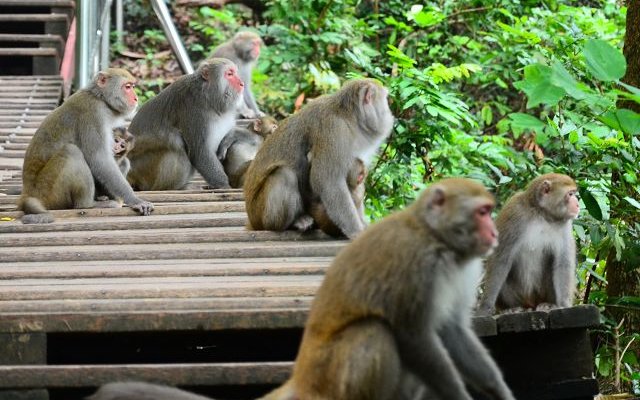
606,0 -> 640,331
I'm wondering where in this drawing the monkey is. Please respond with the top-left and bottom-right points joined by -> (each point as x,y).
310,157 -> 367,237
258,177 -> 514,400
477,173 -> 580,316
125,58 -> 245,191
217,115 -> 279,188
243,79 -> 394,239
95,127 -> 135,201
112,127 -> 135,176
85,178 -> 515,400
209,31 -> 263,119
86,381 -> 212,400
18,68 -> 154,224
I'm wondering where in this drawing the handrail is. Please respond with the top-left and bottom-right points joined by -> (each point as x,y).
150,0 -> 194,74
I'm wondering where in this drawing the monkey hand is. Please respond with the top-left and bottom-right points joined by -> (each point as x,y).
129,200 -> 154,216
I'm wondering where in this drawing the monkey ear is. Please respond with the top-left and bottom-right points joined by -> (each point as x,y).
425,186 -> 446,210
253,120 -> 262,131
200,66 -> 210,81
541,180 -> 552,195
363,86 -> 373,105
96,72 -> 109,88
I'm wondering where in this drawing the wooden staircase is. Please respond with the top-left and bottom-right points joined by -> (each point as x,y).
0,0 -> 74,76
0,12 -> 602,398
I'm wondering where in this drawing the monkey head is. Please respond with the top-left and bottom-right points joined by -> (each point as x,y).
529,173 -> 580,222
416,178 -> 498,257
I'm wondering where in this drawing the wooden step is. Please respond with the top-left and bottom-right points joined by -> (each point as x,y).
0,33 -> 64,55
0,0 -> 75,7
0,13 -> 70,42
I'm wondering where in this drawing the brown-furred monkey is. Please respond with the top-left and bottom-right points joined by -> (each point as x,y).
209,31 -> 263,118
217,115 -> 279,188
86,178 -> 514,400
310,157 -> 367,237
260,178 -> 513,400
126,58 -> 244,191
477,173 -> 580,315
243,79 -> 394,239
18,68 -> 154,224
95,127 -> 135,201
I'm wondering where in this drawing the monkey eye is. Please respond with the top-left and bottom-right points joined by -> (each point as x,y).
123,83 -> 135,90
477,205 -> 492,216
226,69 -> 235,77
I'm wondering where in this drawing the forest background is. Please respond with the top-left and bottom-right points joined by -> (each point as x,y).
111,0 -> 639,395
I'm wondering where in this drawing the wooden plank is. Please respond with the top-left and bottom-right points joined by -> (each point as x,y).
0,309 -> 310,332
0,0 -> 75,7
0,333 -> 46,364
0,192 -> 244,205
0,258 -> 330,279
0,226 -> 335,247
0,34 -> 64,44
0,275 -> 323,300
0,296 -> 315,313
0,14 -> 69,22
0,241 -> 345,263
0,48 -> 58,57
0,201 -> 246,219
0,362 -> 293,388
0,213 -> 248,233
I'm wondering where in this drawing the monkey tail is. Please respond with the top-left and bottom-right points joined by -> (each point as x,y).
19,196 -> 55,224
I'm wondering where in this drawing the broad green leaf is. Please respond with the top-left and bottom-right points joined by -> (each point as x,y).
514,64 -> 565,108
598,111 -> 622,131
624,196 -> 640,209
579,187 -> 603,221
616,109 -> 640,135
583,39 -> 626,81
550,61 -> 586,100
508,113 -> 545,136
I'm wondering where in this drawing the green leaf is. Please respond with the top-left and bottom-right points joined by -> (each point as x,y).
508,113 -> 545,136
579,187 -> 603,221
624,196 -> 640,209
583,39 -> 626,81
616,109 -> 640,135
598,111 -> 622,131
550,61 -> 586,100
514,64 -> 565,108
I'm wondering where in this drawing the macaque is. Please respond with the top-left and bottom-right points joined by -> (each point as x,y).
477,173 -> 580,316
18,68 -> 154,224
113,127 -> 135,176
86,179 -> 515,400
95,127 -> 135,201
210,31 -> 263,118
261,178 -> 514,400
217,116 -> 279,188
310,158 -> 366,237
244,79 -> 394,239
126,58 -> 244,191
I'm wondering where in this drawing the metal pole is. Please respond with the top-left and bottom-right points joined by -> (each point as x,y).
76,0 -> 91,88
99,0 -> 113,70
150,0 -> 194,74
115,0 -> 123,45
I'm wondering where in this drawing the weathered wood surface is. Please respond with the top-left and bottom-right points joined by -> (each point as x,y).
0,75 -> 601,400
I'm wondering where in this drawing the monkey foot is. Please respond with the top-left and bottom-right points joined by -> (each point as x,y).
292,215 -> 315,232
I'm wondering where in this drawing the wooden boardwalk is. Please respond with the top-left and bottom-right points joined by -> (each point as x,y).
0,76 -> 601,400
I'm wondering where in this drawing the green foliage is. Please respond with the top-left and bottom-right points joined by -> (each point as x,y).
114,1 -> 638,392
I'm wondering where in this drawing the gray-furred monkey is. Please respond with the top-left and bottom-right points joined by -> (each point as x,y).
88,178 -> 515,400
209,31 -> 263,118
126,58 -> 244,191
477,173 -> 580,316
18,68 -> 153,224
217,115 -> 278,188
243,79 -> 394,239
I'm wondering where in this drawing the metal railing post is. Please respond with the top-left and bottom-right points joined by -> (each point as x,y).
150,0 -> 194,74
